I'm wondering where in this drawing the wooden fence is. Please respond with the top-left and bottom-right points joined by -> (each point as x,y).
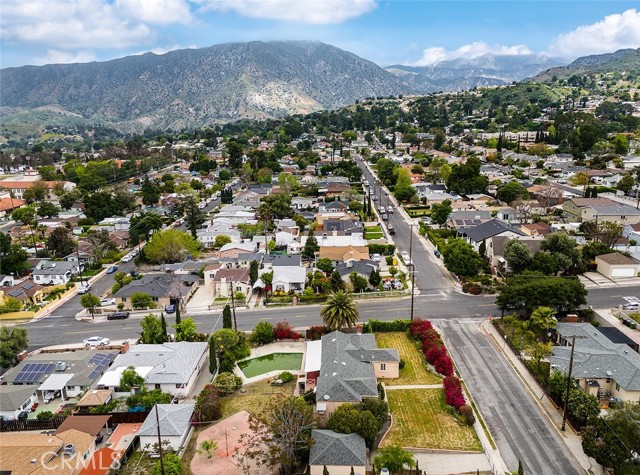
0,416 -> 66,432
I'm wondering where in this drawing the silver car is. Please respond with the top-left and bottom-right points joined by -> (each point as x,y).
83,336 -> 110,347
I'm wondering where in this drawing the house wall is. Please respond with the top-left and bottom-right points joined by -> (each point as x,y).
310,465 -> 366,475
33,272 -> 71,285
581,209 -> 640,225
140,434 -> 184,452
66,385 -> 90,398
214,280 -> 251,298
0,393 -> 37,420
305,370 -> 320,392
596,260 -> 640,279
372,361 -> 399,379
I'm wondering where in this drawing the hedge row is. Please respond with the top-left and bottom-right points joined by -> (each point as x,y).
362,319 -> 411,333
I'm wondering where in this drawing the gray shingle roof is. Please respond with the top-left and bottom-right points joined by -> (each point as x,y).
0,385 -> 36,411
335,260 -> 378,278
315,331 -> 399,403
138,404 -> 195,437
113,274 -> 195,299
463,219 -> 525,243
105,342 -> 207,385
550,323 -> 640,391
264,254 -> 302,267
309,430 -> 366,467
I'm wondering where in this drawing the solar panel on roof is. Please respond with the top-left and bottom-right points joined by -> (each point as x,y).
23,282 -> 34,290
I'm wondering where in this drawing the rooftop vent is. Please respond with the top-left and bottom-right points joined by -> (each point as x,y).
63,444 -> 75,457
55,362 -> 67,372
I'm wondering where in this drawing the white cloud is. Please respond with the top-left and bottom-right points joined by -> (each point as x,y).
41,49 -> 97,65
0,0 -> 192,53
408,41 -> 532,66
197,0 -> 377,24
548,9 -> 640,58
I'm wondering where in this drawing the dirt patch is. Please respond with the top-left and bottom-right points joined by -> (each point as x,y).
190,410 -> 274,475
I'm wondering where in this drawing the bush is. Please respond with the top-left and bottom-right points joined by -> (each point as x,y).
214,372 -> 243,396
443,376 -> 465,409
399,358 -> 405,369
385,256 -> 394,265
194,384 -> 222,422
307,325 -> 329,340
462,282 -> 483,295
273,320 -> 297,340
36,411 -> 54,420
363,319 -> 411,333
459,404 -> 475,426
368,243 -> 396,256
278,371 -> 295,383
250,321 -> 274,346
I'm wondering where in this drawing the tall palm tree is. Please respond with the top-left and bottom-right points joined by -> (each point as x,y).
320,290 -> 359,330
530,306 -> 557,337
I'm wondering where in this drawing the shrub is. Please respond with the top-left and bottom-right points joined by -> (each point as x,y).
250,321 -> 275,346
424,346 -> 454,377
214,372 -> 243,396
307,325 -> 329,340
408,318 -> 434,340
365,319 -> 411,333
36,411 -> 54,420
462,282 -> 483,295
194,384 -> 222,422
443,376 -> 465,410
399,358 -> 405,369
278,371 -> 295,383
273,320 -> 296,340
459,405 -> 475,426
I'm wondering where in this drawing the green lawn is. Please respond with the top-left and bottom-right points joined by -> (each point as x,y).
375,332 -> 441,385
220,381 -> 294,418
365,226 -> 384,240
382,388 -> 482,451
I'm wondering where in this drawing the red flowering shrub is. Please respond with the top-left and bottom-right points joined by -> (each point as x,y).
443,376 -> 465,409
307,325 -> 329,341
409,318 -> 433,340
425,346 -> 454,377
292,332 -> 301,341
273,321 -> 295,340
420,329 -> 443,351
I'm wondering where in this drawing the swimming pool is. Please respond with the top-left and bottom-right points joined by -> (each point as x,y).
237,352 -> 303,378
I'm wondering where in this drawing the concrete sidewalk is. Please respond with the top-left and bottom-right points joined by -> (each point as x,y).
481,320 -> 598,474
412,452 -> 492,475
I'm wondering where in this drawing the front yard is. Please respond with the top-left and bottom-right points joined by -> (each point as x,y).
382,388 -> 482,451
219,381 -> 294,418
375,332 -> 441,385
365,225 -> 384,240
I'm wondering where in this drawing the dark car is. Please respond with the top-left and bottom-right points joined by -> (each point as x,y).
388,225 -> 395,235
107,311 -> 130,320
107,265 -> 118,274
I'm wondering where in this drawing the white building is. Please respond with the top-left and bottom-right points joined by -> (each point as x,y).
138,404 -> 195,452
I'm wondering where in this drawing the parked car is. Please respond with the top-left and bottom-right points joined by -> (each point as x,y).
77,283 -> 91,294
381,213 -> 388,221
622,303 -> 640,311
372,253 -> 381,262
165,304 -> 176,314
121,254 -> 133,263
401,251 -> 410,261
107,311 -> 130,320
387,206 -> 394,214
83,336 -> 110,347
100,298 -> 116,307
107,265 -> 118,274
388,225 -> 395,235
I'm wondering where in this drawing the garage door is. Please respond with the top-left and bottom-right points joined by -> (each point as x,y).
612,267 -> 635,278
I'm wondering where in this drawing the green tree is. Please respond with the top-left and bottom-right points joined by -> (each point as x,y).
517,460 -> 524,475
393,168 -> 417,202
160,312 -> 168,341
145,229 -> 200,264
330,269 -> 344,292
617,174 -> 635,193
174,317 -> 198,342
150,454 -> 181,475
349,272 -> 369,292
368,269 -> 381,288
249,260 -> 259,285
194,384 -> 222,423
198,440 -> 218,459
22,180 -> 48,204
37,201 -> 60,218
183,195 -> 206,238
373,445 -> 416,474
259,194 -> 293,221
0,327 -> 28,368
140,176 -> 161,206
131,292 -> 154,309
46,227 -> 76,258
446,157 -> 488,195
225,140 -> 244,169
320,291 -> 359,330
119,366 -> 144,391
250,321 -> 275,346
496,273 -> 587,314
222,304 -> 233,329
503,240 -> 532,274
80,293 -> 100,319
568,388 -> 600,424
496,181 -> 529,204
430,199 -> 452,228
316,258 -> 334,274
213,235 -> 232,250
140,314 -> 166,344
540,233 -> 584,275
0,233 -> 29,275
529,306 -> 557,337
442,239 -> 484,278
302,229 -> 319,260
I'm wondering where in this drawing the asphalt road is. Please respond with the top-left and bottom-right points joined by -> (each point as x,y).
438,319 -> 584,474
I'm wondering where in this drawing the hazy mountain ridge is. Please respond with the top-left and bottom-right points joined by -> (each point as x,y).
0,41 -> 412,132
386,53 -> 566,92
531,47 -> 640,82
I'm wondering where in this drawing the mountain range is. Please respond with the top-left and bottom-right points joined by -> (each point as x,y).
385,54 -> 565,92
1,41 -> 638,133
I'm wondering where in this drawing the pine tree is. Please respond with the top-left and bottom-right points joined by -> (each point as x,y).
302,228 -> 320,260
208,338 -> 217,374
222,304 -> 233,329
350,467 -> 355,475
517,460 -> 524,475
367,194 -> 372,218
160,312 -> 168,342
249,260 -> 259,285
497,132 -> 503,153
323,466 -> 329,475
175,303 -> 181,325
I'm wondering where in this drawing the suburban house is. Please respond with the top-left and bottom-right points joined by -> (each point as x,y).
271,266 -> 307,294
486,235 -> 543,270
55,415 -> 111,439
3,280 -> 45,305
197,228 -> 242,248
448,210 -> 492,231
521,221 -> 553,237
75,390 -> 114,414
113,274 -> 198,310
550,323 -> 640,404
527,184 -> 565,206
1,349 -> 120,400
32,260 -> 79,285
0,385 -> 38,420
0,197 -> 25,217
563,197 -> 640,225
0,180 -> 75,201
216,242 -> 257,259
209,268 -> 252,298
0,429 -> 95,475
305,331 -> 400,415
595,252 -> 640,279
97,342 -> 208,397
322,218 -> 364,236
138,404 -> 195,452
309,430 -> 366,475
318,246 -> 370,266
263,254 -> 302,269
335,260 -> 379,283
460,219 -> 526,252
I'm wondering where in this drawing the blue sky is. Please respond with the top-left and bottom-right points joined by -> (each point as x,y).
2,1 -> 640,68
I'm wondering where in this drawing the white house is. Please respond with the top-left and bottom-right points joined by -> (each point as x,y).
32,260 -> 79,285
138,404 -> 195,452
0,385 -> 38,420
97,342 -> 208,397
271,266 -> 307,294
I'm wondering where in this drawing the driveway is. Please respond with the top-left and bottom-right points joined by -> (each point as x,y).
436,319 -> 584,475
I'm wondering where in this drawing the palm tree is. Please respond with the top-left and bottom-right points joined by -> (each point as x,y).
197,439 -> 217,459
530,306 -> 557,337
320,291 -> 359,330
373,444 -> 415,474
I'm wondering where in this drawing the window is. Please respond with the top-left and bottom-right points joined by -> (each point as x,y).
380,363 -> 386,371
616,383 -> 620,392
155,384 -> 161,390
606,378 -> 611,384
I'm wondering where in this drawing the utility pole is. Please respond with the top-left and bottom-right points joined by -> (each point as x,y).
229,281 -> 237,331
409,223 -> 416,321
561,335 -> 583,431
155,404 -> 166,475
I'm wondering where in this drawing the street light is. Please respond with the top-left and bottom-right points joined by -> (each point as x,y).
561,334 -> 585,431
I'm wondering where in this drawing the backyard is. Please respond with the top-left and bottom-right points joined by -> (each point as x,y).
382,388 -> 482,451
375,332 -> 442,385
220,381 -> 294,418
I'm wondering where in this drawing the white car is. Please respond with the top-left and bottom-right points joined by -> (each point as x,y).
77,283 -> 91,294
83,336 -> 110,347
100,298 -> 116,307
121,254 -> 133,263
372,253 -> 381,262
